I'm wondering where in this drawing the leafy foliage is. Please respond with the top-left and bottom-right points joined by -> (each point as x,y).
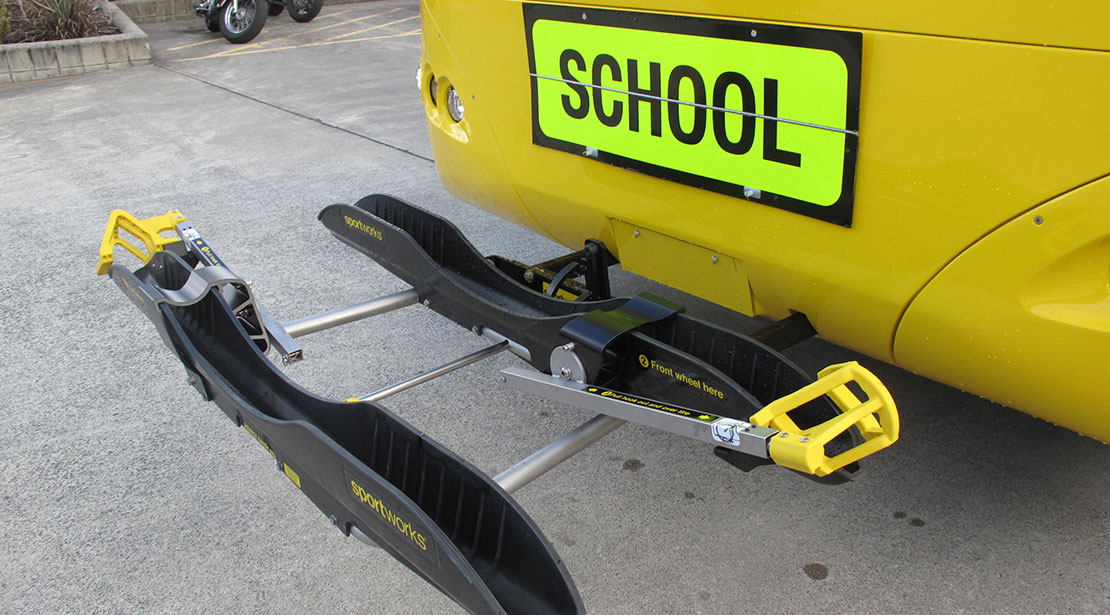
2,0 -> 119,44
1,2 -> 11,44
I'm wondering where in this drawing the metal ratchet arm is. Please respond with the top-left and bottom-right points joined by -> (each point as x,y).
500,360 -> 899,478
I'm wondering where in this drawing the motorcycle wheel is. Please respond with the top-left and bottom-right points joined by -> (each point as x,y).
284,0 -> 322,23
267,1 -> 283,16
220,0 -> 267,44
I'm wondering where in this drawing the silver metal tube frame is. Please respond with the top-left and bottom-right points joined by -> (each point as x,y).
282,289 -> 420,338
494,414 -> 626,494
358,341 -> 510,403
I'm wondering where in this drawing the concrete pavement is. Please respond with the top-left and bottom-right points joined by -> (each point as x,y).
1,2 -> 1107,613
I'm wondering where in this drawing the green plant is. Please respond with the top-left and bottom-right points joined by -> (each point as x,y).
4,0 -> 118,44
1,2 -> 11,44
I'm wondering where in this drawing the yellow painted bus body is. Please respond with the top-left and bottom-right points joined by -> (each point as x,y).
418,0 -> 1110,442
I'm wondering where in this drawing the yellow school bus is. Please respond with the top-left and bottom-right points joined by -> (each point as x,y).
419,0 -> 1110,442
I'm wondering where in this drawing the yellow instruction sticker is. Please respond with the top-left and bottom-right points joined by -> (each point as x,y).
586,386 -> 719,423
524,4 -> 861,225
283,463 -> 302,488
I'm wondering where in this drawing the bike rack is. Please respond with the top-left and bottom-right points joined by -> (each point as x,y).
97,198 -> 899,614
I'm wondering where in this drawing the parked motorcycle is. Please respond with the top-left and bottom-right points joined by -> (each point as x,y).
194,0 -> 324,44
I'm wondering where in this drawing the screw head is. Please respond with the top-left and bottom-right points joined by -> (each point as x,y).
800,437 -> 810,443
422,299 -> 430,307
633,229 -> 641,237
711,256 -> 719,264
779,432 -> 789,438
1034,216 -> 1044,225
559,367 -> 572,379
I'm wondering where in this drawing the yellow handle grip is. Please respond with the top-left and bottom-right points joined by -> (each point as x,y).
749,361 -> 899,477
97,209 -> 187,275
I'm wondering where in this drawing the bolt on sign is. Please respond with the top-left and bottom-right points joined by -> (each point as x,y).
524,4 -> 862,226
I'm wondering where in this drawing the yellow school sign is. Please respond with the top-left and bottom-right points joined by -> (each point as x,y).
526,5 -> 860,225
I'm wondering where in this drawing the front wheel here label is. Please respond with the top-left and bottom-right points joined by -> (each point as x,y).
524,4 -> 861,226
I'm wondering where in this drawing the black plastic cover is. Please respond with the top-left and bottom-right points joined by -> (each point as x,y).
319,195 -> 628,375
109,252 -> 584,615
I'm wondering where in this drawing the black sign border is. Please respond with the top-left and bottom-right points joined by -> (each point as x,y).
524,3 -> 861,227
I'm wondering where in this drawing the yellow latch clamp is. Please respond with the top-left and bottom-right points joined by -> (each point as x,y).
96,209 -> 187,275
750,361 -> 899,476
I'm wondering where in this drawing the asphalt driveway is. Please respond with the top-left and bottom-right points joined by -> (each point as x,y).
1,2 -> 1107,613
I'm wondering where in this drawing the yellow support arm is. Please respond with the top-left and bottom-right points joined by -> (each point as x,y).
96,209 -> 187,275
750,362 -> 899,476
